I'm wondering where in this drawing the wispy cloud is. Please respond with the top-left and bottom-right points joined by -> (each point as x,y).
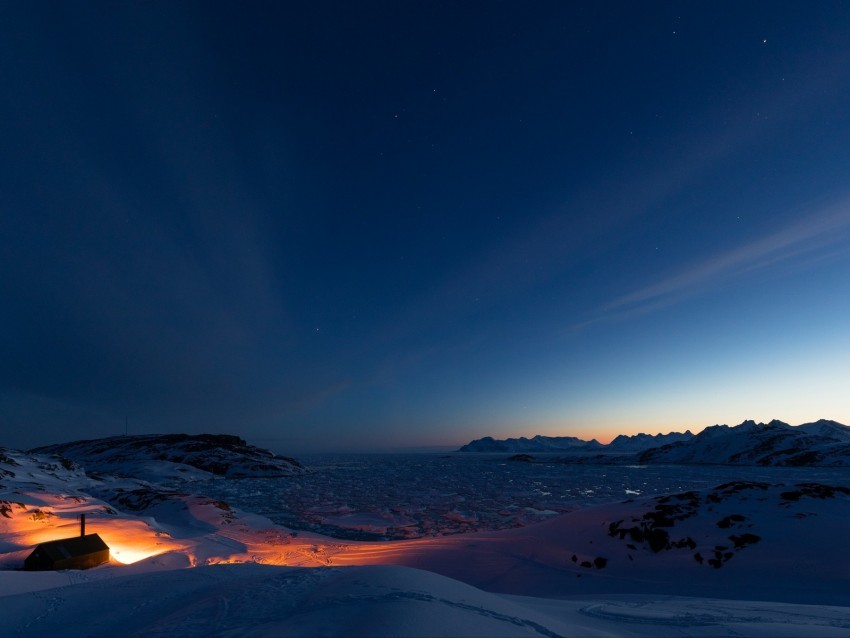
589,199 -> 850,325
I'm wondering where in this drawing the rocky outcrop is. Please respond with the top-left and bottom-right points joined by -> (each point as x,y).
30,433 -> 308,479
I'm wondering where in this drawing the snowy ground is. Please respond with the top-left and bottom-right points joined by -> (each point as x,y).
4,563 -> 850,637
2,449 -> 849,636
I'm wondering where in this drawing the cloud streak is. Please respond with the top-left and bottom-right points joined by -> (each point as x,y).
599,199 -> 850,320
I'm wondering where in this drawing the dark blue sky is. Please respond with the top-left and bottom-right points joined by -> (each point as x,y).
3,2 -> 850,452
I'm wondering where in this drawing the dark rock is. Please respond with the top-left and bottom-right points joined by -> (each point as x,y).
717,514 -> 747,528
730,533 -> 761,548
646,528 -> 670,553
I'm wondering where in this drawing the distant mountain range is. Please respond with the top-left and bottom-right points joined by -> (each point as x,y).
460,419 -> 850,466
459,431 -> 693,453
458,434 -> 603,453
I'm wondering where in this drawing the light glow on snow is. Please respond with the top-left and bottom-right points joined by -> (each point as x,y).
108,544 -> 165,565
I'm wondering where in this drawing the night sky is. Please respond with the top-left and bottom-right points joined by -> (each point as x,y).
3,2 -> 850,452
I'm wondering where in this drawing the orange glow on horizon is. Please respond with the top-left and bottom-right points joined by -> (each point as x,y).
449,418 -> 720,447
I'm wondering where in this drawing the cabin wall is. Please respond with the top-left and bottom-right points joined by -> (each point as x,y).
25,549 -> 110,571
53,550 -> 110,570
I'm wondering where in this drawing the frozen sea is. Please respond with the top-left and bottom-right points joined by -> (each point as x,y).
194,453 -> 850,541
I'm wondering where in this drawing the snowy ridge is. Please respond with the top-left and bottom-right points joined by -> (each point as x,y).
605,429 -> 695,451
639,419 -> 850,466
30,433 -> 308,479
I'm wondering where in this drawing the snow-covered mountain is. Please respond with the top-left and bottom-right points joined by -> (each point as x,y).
30,433 -> 308,479
639,419 -> 850,466
459,434 -> 602,452
796,418 -> 850,441
605,430 -> 695,452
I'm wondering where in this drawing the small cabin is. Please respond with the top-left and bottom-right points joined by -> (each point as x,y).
24,514 -> 110,571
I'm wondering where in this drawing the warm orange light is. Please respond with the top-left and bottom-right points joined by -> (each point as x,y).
1,492 -> 484,573
109,544 -> 167,565
94,520 -> 185,565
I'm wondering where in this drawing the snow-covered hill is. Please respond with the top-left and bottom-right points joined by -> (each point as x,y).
30,433 -> 308,479
330,478 -> 850,606
639,419 -> 850,466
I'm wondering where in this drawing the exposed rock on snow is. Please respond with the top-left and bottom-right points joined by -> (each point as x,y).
607,482 -> 768,567
30,433 -> 308,479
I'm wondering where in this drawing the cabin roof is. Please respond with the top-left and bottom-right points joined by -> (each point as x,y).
31,533 -> 109,561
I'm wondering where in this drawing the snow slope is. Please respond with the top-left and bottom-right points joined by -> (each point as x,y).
3,562 -> 850,638
330,479 -> 850,606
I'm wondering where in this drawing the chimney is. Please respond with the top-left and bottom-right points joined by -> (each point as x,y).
80,513 -> 86,537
